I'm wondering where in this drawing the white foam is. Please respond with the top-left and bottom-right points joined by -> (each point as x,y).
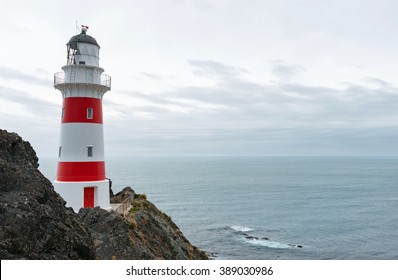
230,225 -> 254,232
245,238 -> 291,249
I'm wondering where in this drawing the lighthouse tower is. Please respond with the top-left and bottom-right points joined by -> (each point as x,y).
53,26 -> 111,212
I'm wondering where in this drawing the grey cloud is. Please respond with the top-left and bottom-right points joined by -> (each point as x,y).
362,77 -> 392,87
0,66 -> 51,86
269,82 -> 398,123
271,61 -> 305,79
0,86 -> 58,116
130,105 -> 175,115
35,68 -> 50,75
113,90 -> 212,114
0,104 -> 59,158
281,83 -> 335,96
117,68 -> 398,131
117,91 -> 180,106
188,59 -> 249,78
140,72 -> 162,80
101,60 -> 398,156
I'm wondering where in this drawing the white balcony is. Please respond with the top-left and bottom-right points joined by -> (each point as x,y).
54,71 -> 111,92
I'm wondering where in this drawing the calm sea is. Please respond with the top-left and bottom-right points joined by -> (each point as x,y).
39,156 -> 398,260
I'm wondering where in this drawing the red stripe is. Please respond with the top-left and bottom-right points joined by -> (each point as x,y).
56,161 -> 106,181
62,97 -> 103,123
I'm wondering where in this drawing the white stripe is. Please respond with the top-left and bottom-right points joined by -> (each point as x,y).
59,123 -> 105,162
61,86 -> 104,99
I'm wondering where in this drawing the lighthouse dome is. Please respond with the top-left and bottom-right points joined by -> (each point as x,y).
68,30 -> 100,48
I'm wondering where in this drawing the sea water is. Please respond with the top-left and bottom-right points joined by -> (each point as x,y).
38,156 -> 398,259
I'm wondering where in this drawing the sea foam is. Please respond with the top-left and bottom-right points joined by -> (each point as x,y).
230,225 -> 254,232
244,238 -> 291,249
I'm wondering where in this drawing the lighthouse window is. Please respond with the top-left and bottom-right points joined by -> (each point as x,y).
87,146 -> 93,157
87,108 -> 93,119
61,107 -> 65,119
58,146 -> 62,158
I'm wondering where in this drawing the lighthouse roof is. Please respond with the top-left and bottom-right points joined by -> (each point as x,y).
67,30 -> 100,49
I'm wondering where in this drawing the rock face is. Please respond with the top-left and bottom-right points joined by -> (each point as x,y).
110,186 -> 135,203
0,129 -> 208,260
79,188 -> 208,259
0,129 -> 95,259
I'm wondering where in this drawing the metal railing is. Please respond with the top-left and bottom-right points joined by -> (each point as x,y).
54,72 -> 111,88
114,195 -> 133,217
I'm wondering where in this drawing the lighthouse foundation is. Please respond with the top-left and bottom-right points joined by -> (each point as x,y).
53,180 -> 110,212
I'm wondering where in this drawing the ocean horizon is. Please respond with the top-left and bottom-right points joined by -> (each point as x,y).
38,156 -> 398,260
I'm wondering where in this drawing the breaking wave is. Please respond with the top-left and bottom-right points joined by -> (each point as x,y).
244,238 -> 291,249
230,225 -> 254,232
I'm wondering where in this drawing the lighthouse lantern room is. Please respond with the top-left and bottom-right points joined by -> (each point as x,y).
53,26 -> 111,212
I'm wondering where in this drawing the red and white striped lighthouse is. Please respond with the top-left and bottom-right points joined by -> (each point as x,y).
53,26 -> 111,211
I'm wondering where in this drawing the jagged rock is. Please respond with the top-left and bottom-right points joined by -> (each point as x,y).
0,129 -> 95,259
110,186 -> 135,203
79,207 -> 154,259
80,189 -> 208,260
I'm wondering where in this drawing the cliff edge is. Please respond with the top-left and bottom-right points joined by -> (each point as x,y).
0,129 -> 208,260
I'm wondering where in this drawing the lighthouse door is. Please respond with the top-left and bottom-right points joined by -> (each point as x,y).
84,187 -> 95,208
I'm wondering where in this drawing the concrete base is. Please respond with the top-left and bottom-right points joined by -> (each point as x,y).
53,179 -> 110,212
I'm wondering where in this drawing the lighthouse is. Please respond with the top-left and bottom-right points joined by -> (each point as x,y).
53,26 -> 111,212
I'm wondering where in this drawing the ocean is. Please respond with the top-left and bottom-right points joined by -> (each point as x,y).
38,156 -> 398,260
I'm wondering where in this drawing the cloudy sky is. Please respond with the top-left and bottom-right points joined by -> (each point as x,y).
1,0 -> 398,157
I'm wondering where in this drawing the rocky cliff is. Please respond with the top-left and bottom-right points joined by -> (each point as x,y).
79,187 -> 208,260
0,129 -> 95,259
0,129 -> 208,260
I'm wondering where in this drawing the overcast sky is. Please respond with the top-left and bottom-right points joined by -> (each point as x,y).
1,0 -> 398,157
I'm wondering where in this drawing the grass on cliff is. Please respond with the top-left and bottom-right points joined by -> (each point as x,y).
126,194 -> 149,229
126,193 -> 174,230
129,199 -> 147,213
